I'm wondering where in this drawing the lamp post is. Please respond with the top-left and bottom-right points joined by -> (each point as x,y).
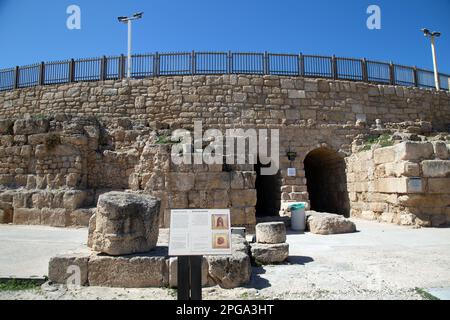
421,28 -> 441,91
118,12 -> 144,79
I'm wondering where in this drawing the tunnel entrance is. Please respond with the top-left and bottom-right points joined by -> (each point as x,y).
255,161 -> 281,217
304,148 -> 350,217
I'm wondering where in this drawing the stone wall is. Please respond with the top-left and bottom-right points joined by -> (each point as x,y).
1,75 -> 450,228
1,76 -> 449,130
347,141 -> 450,227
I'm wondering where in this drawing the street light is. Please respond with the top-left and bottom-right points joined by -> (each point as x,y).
421,28 -> 441,90
118,12 -> 144,78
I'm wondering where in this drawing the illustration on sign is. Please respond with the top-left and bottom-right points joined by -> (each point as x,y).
169,209 -> 232,256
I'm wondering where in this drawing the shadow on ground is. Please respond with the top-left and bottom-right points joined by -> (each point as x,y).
286,256 -> 314,265
247,267 -> 271,290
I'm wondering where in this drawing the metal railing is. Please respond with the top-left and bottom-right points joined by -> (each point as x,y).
1,51 -> 449,92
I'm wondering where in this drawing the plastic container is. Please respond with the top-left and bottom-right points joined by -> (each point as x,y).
289,203 -> 306,231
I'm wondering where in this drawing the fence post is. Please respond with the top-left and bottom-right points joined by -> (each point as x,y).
332,55 -> 338,80
361,58 -> 368,82
191,51 -> 196,75
68,59 -> 75,83
413,66 -> 418,87
153,52 -> 160,76
263,51 -> 269,75
119,54 -> 125,79
227,51 -> 233,74
389,62 -> 395,85
100,56 -> 107,81
14,66 -> 20,89
299,53 -> 304,77
39,62 -> 45,86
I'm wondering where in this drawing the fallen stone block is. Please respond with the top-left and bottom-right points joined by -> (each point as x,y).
250,243 -> 289,264
206,235 -> 251,289
307,211 -> 356,235
255,222 -> 286,244
90,191 -> 160,255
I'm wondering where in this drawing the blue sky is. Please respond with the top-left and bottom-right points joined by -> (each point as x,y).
0,0 -> 449,73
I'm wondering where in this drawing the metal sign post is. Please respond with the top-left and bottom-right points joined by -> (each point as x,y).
177,256 -> 202,300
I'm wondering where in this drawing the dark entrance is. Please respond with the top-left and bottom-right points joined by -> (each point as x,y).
255,161 -> 281,217
304,148 -> 350,217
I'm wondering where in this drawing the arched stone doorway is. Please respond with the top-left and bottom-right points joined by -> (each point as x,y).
254,161 -> 281,217
304,148 -> 350,217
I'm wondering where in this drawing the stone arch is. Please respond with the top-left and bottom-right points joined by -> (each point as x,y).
304,147 -> 350,217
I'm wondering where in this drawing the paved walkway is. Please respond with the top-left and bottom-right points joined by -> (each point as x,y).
0,225 -> 87,278
1,219 -> 450,299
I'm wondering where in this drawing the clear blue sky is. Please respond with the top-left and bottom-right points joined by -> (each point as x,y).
0,0 -> 449,72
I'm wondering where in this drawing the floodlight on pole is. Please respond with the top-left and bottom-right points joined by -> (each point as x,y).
118,12 -> 144,78
421,28 -> 441,91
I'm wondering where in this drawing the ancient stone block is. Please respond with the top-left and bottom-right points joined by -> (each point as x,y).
48,251 -> 90,285
90,192 -> 160,255
66,208 -> 95,227
307,212 -> 356,235
255,222 -> 286,244
194,172 -> 230,190
374,146 -> 396,164
250,243 -> 289,264
41,208 -> 67,227
428,178 -> 450,194
230,189 -> 257,207
395,142 -> 434,161
432,141 -> 449,160
63,190 -> 86,211
167,172 -> 195,192
207,246 -> 251,288
87,251 -> 168,288
12,208 -> 41,225
422,160 -> 450,178
13,118 -> 49,135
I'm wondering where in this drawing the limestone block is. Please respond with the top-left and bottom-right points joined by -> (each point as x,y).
307,212 -> 356,235
194,172 -> 230,190
288,90 -> 306,99
374,146 -> 396,164
63,190 -> 86,211
383,161 -> 420,177
428,178 -> 450,194
66,208 -> 95,227
230,172 -> 244,189
422,160 -> 450,178
0,208 -> 13,223
48,251 -> 90,286
87,251 -> 168,288
395,142 -> 434,161
207,244 -> 251,288
0,119 -> 13,135
13,208 -> 41,225
13,118 -> 49,135
230,208 -> 247,225
90,192 -> 160,255
432,141 -> 449,160
167,172 -> 195,192
41,208 -> 67,227
250,243 -> 289,264
255,222 -> 286,244
230,189 -> 257,207
374,177 -> 423,194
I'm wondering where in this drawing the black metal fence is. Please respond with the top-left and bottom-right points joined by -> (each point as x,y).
1,51 -> 449,92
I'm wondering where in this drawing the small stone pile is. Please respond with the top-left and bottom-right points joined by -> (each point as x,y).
250,222 -> 289,264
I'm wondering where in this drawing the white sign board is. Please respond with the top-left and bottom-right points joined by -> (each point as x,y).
287,168 -> 296,177
169,209 -> 232,256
